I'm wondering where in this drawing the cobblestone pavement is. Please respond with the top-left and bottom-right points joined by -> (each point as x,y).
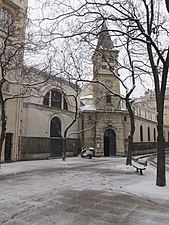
0,158 -> 169,225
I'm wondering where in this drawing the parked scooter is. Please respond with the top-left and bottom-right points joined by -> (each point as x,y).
80,147 -> 95,159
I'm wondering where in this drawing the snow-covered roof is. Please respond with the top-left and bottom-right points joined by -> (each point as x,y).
80,105 -> 96,111
80,94 -> 93,100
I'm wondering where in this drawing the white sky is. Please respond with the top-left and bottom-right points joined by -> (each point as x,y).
26,0 -> 168,97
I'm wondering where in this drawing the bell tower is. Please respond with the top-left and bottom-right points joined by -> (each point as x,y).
92,22 -> 120,111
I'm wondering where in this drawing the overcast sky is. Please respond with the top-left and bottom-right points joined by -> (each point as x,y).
27,0 -> 163,97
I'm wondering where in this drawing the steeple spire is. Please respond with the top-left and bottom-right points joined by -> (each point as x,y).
96,21 -> 114,50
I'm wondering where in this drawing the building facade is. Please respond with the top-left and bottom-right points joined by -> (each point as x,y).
80,23 -> 169,157
0,0 -> 28,161
18,69 -> 81,160
0,0 -> 81,162
1,3 -> 169,161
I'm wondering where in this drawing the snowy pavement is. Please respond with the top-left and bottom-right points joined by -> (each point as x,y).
0,157 -> 169,225
149,153 -> 169,171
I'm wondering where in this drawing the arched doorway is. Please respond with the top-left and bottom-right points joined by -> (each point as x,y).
104,129 -> 116,156
50,117 -> 62,158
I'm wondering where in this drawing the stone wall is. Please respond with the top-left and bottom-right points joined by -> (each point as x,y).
19,137 -> 50,160
132,142 -> 169,155
66,138 -> 81,156
19,136 -> 81,160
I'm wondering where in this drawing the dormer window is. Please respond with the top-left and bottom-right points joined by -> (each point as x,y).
43,90 -> 68,110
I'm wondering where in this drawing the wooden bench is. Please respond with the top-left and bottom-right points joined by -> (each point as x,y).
131,159 -> 147,175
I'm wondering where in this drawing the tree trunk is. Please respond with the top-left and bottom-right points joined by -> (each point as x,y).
62,138 -> 66,161
0,92 -> 6,169
126,135 -> 133,165
126,99 -> 135,165
165,0 -> 169,13
156,103 -> 166,186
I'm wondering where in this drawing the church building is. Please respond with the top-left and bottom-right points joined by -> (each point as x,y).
80,23 -> 169,157
1,1 -> 169,162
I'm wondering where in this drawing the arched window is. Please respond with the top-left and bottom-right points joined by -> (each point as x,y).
140,125 -> 143,142
51,90 -> 62,108
43,92 -> 49,106
43,90 -> 68,110
148,127 -> 150,142
154,128 -> 156,142
50,117 -> 61,137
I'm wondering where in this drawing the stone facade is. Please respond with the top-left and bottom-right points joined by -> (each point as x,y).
82,110 -> 128,156
1,9 -> 169,161
80,22 -> 169,157
0,0 -> 81,161
0,0 -> 28,161
19,73 -> 81,160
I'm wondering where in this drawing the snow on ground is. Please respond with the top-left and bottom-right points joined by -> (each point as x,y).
0,156 -> 168,202
0,156 -> 169,225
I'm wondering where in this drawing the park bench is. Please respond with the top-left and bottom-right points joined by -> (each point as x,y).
131,158 -> 147,175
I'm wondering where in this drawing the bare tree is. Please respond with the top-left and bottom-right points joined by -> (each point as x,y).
56,35 -> 136,162
0,7 -> 53,166
26,2 -> 138,165
57,41 -> 93,160
0,8 -> 26,165
58,31 -> 137,163
29,0 -> 169,186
